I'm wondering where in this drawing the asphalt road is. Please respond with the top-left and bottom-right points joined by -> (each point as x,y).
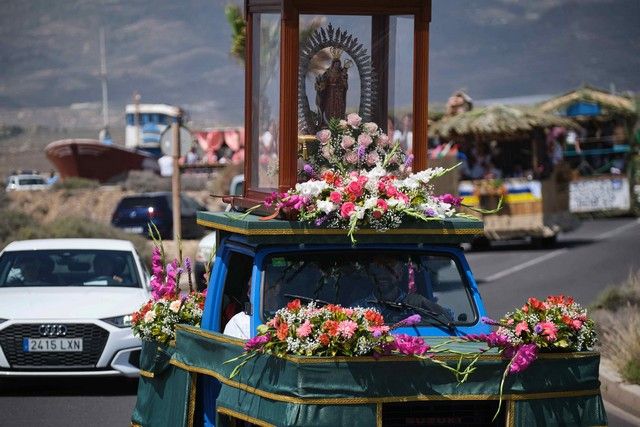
0,217 -> 638,426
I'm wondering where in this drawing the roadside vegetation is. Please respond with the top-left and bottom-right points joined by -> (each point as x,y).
591,271 -> 640,384
0,189 -> 151,265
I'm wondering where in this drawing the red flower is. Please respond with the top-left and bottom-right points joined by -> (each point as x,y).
287,299 -> 301,311
276,322 -> 289,341
365,310 -> 384,326
323,320 -> 340,337
527,297 -> 546,311
347,181 -> 364,198
319,333 -> 330,346
329,191 -> 342,204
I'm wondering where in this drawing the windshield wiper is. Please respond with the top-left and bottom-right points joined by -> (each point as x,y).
284,293 -> 330,307
368,299 -> 455,331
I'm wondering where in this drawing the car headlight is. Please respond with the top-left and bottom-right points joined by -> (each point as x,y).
102,314 -> 133,328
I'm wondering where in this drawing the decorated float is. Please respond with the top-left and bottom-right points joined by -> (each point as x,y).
131,1 -> 606,426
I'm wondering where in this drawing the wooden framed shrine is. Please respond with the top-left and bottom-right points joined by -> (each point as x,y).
237,0 -> 433,209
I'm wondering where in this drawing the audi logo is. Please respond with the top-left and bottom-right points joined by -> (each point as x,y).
39,324 -> 68,337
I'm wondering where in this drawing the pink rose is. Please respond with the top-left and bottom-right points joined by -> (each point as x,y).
347,181 -> 364,197
345,151 -> 359,164
337,320 -> 358,338
329,191 -> 342,204
363,122 -> 378,134
378,133 -> 390,146
316,129 -> 331,144
346,113 -> 362,127
338,119 -> 348,129
366,151 -> 379,166
340,202 -> 356,218
357,133 -> 373,147
376,199 -> 388,212
341,135 -> 356,149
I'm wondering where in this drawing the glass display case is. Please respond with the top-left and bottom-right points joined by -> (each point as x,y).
240,0 -> 432,207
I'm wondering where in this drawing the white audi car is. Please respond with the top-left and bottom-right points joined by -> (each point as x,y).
0,239 -> 151,377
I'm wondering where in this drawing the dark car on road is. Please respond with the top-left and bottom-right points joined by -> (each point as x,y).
111,192 -> 205,240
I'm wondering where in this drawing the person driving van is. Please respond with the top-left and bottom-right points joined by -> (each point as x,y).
359,257 -> 451,322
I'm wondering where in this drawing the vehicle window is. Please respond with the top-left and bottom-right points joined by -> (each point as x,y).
0,250 -> 142,288
220,252 -> 254,331
18,177 -> 45,185
261,250 -> 476,326
117,197 -> 159,209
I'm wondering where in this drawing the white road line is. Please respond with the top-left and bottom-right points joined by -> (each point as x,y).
596,218 -> 640,241
483,248 -> 569,282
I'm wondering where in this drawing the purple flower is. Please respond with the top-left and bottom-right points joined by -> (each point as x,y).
357,144 -> 366,160
184,257 -> 192,273
508,343 -> 538,373
424,208 -> 436,217
401,314 -> 422,326
244,334 -> 270,351
481,316 -> 500,326
438,193 -> 463,207
303,164 -> 315,177
393,334 -> 430,356
484,331 -> 511,348
404,154 -> 414,168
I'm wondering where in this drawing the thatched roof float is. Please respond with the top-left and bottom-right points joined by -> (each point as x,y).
428,104 -> 580,140
538,85 -> 636,118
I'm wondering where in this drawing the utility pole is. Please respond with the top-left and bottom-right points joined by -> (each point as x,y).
172,120 -> 182,242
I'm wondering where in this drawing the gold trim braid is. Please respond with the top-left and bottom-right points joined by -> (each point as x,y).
170,359 -> 600,405
217,406 -> 276,427
139,369 -> 154,379
196,218 -> 482,237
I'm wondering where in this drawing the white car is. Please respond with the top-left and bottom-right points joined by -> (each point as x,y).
0,238 -> 151,377
5,174 -> 50,191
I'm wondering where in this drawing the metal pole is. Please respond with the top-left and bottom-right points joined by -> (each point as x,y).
172,121 -> 182,241
99,28 -> 109,130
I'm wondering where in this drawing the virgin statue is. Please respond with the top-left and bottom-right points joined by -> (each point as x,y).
314,48 -> 351,129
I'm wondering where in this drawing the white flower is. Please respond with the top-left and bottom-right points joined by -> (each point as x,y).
169,299 -> 182,313
144,310 -> 156,323
355,206 -> 366,220
295,180 -> 327,197
316,200 -> 336,214
363,197 -> 378,210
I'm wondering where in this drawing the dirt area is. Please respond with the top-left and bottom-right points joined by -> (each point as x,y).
5,187 -> 221,262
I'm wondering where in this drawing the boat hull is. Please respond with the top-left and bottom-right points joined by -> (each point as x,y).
45,139 -> 160,183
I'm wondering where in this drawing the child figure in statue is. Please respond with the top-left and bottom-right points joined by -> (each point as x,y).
314,47 -> 352,129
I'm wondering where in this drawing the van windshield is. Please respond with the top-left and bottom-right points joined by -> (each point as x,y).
261,250 -> 476,326
0,250 -> 142,288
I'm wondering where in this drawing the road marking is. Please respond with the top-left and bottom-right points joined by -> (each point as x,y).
483,248 -> 569,282
596,218 -> 640,241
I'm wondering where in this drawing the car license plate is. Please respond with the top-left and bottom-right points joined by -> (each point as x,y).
123,226 -> 144,234
23,338 -> 83,352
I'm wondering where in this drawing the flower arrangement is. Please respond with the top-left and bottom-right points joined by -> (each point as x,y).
465,295 -> 596,374
227,299 -> 432,377
461,294 -> 597,418
305,114 -> 408,178
131,244 -> 206,344
266,164 -> 468,242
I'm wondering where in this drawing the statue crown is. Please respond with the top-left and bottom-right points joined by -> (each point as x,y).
329,47 -> 343,60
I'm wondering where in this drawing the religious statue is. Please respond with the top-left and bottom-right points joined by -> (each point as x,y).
314,47 -> 352,129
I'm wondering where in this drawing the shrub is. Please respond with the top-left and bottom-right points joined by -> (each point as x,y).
593,271 -> 640,385
590,271 -> 640,311
52,177 -> 101,190
0,209 -> 38,248
123,171 -> 171,193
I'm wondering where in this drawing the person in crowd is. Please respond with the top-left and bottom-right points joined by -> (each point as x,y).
185,146 -> 199,165
158,153 -> 173,177
393,113 -> 413,154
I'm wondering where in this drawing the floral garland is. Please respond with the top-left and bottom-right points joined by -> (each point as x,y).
131,243 -> 206,344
